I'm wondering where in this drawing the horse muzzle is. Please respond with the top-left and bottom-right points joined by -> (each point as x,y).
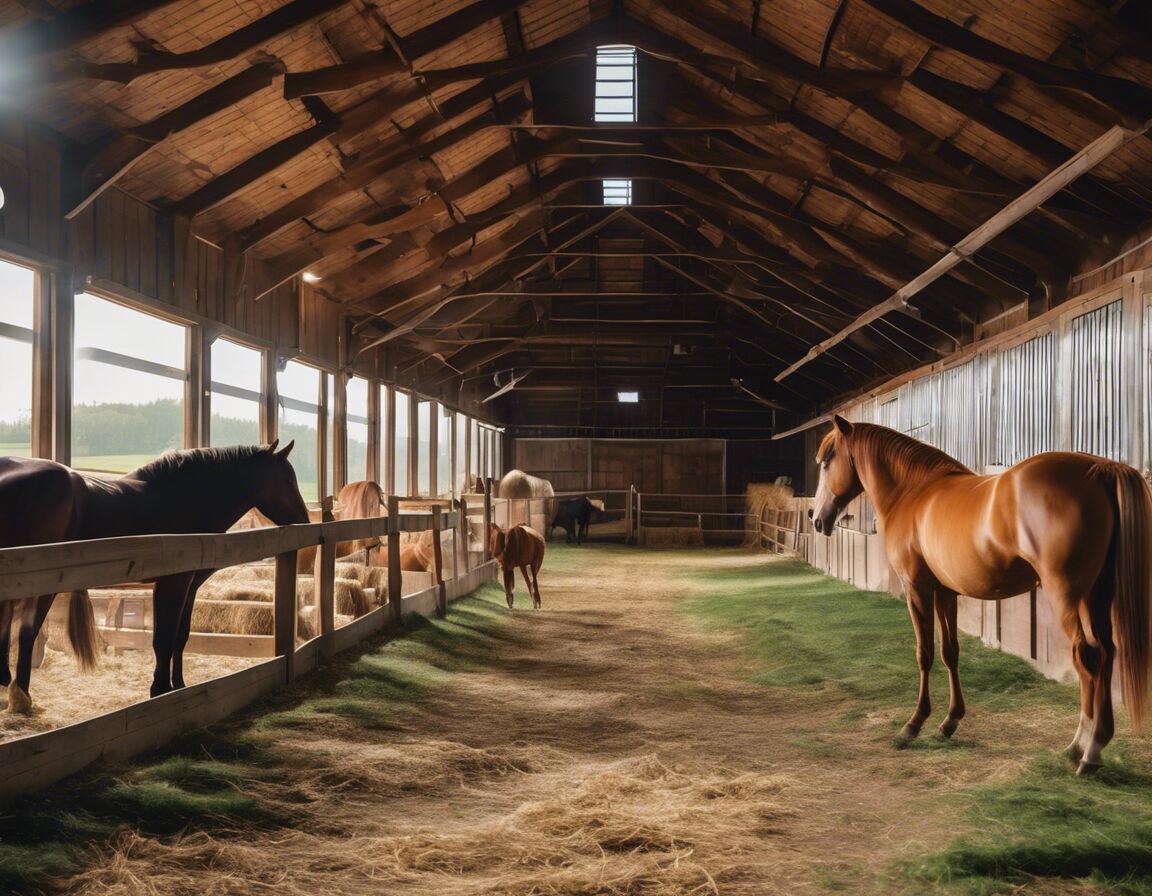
811,505 -> 839,537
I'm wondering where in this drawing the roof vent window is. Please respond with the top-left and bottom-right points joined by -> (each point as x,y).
595,45 -> 637,123
603,179 -> 632,206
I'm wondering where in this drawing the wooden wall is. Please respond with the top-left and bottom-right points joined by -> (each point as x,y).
514,438 -> 725,494
0,119 -> 360,375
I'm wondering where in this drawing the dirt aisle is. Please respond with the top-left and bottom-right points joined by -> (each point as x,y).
65,546 -> 961,896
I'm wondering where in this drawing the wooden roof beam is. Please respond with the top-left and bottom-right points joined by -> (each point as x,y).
777,119 -> 1152,382
236,82 -> 528,252
65,63 -> 281,220
857,0 -> 1152,127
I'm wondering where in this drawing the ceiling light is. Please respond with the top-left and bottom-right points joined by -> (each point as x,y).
617,391 -> 639,403
302,271 -> 321,283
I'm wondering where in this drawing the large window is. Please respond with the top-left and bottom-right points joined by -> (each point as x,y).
324,374 -> 335,496
437,405 -> 452,498
346,376 -> 369,484
417,399 -> 432,496
72,293 -> 187,474
379,384 -> 391,492
394,390 -> 410,495
0,259 -> 35,458
278,360 -> 321,501
455,412 -> 468,493
210,337 -> 262,448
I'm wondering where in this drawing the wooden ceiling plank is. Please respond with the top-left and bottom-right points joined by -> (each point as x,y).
1,0 -> 182,59
236,82 -> 527,252
65,63 -> 281,220
55,0 -> 349,84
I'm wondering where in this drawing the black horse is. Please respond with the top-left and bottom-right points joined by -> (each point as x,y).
548,496 -> 604,545
0,441 -> 309,711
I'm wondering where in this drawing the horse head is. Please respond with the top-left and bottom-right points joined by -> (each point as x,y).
251,440 -> 311,526
812,415 -> 863,536
488,521 -> 506,558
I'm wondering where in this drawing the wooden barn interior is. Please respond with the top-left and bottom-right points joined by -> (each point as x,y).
7,1 -> 1152,887
3,0 -> 1151,500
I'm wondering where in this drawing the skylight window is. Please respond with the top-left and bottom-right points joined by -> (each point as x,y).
595,45 -> 637,123
617,391 -> 639,403
603,179 -> 632,205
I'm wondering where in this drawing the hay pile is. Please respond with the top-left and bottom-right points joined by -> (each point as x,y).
742,482 -> 796,548
641,527 -> 704,547
193,565 -> 381,638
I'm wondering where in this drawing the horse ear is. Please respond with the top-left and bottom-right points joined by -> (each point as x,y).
275,440 -> 295,460
265,438 -> 280,454
833,414 -> 854,437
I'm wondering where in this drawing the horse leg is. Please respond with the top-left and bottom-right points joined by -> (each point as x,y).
171,572 -> 210,690
10,595 -> 56,714
503,566 -> 515,608
520,565 -> 537,609
934,590 -> 965,738
531,561 -> 543,608
899,583 -> 935,742
0,598 -> 13,689
1077,584 -> 1117,775
1059,608 -> 1094,765
151,574 -> 192,697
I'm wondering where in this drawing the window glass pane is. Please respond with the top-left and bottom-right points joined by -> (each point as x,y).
278,360 -> 320,502
437,406 -> 452,497
346,376 -> 369,484
0,260 -> 35,458
394,391 -> 410,494
595,46 -> 637,123
471,419 -> 481,484
455,412 -> 468,492
210,337 -> 262,448
417,400 -> 432,496
72,293 -> 187,474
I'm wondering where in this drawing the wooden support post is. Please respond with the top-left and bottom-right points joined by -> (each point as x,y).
387,495 -> 402,624
315,497 -> 336,658
274,550 -> 298,683
432,505 -> 446,618
458,495 -> 469,573
482,480 -> 493,562
636,490 -> 643,546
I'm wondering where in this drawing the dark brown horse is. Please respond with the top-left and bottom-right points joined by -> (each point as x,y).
488,522 -> 545,609
812,416 -> 1152,774
0,441 -> 309,711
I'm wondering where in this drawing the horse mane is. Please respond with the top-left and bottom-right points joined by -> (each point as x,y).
849,423 -> 970,482
129,445 -> 266,482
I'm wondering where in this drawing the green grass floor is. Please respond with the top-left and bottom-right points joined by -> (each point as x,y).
679,554 -> 1152,895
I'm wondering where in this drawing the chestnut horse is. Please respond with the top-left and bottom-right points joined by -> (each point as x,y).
0,442 -> 309,710
812,416 -> 1152,774
488,522 -> 545,608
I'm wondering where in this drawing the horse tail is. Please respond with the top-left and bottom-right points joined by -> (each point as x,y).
1100,463 -> 1152,730
67,589 -> 100,672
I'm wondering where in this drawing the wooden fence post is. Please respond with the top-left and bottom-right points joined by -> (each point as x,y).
432,505 -> 446,617
274,550 -> 298,683
635,490 -> 643,547
387,495 -> 402,625
482,481 -> 493,563
315,498 -> 336,658
458,496 -> 469,573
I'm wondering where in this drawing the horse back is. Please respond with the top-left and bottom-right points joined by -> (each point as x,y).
0,456 -> 82,547
505,525 -> 546,570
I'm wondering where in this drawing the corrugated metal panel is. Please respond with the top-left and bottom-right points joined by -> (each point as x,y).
938,358 -> 984,470
1069,299 -> 1124,460
994,332 -> 1057,466
903,373 -> 939,443
876,396 -> 900,429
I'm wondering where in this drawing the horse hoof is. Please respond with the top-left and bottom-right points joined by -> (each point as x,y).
896,723 -> 921,745
939,718 -> 959,739
1076,760 -> 1102,777
7,684 -> 32,715
1065,743 -> 1085,765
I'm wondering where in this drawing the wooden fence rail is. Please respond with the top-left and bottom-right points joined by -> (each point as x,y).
0,499 -> 497,803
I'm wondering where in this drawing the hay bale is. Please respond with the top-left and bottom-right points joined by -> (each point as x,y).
191,599 -> 274,636
743,482 -> 795,548
640,527 -> 704,547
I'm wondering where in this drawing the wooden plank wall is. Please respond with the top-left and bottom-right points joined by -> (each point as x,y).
0,123 -> 339,369
514,438 -> 725,494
